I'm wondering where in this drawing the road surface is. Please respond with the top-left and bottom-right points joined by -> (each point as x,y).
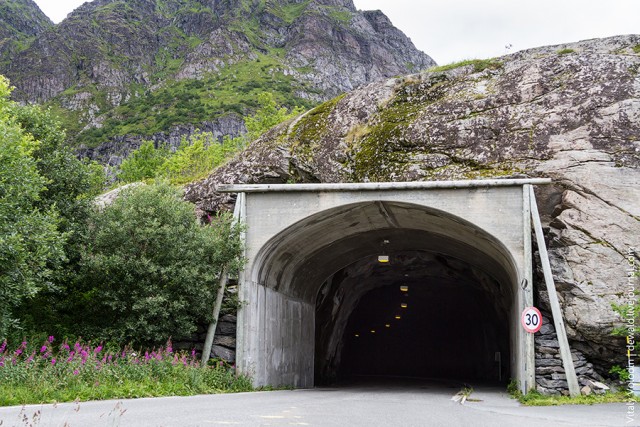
0,379 -> 631,426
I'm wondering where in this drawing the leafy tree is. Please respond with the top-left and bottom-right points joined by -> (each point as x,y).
158,132 -> 232,184
76,182 -> 243,345
118,141 -> 170,183
6,84 -> 105,339
244,92 -> 303,140
0,76 -> 64,339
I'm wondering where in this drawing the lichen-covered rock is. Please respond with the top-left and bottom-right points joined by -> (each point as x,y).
185,35 -> 640,380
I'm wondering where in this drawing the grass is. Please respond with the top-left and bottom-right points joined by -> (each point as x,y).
428,58 -> 503,73
517,390 -> 636,406
507,380 -> 638,406
633,45 -> 640,54
557,48 -> 575,55
0,337 -> 254,406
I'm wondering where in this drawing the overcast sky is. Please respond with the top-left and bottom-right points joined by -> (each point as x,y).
34,0 -> 640,64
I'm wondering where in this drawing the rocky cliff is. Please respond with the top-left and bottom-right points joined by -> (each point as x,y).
185,35 -> 640,391
0,0 -> 51,60
0,0 -> 434,157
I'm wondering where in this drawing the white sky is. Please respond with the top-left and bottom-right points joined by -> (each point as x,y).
34,0 -> 640,64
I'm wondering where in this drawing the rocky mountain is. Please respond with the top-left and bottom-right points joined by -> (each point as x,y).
185,35 -> 640,392
0,0 -> 434,159
0,0 -> 52,60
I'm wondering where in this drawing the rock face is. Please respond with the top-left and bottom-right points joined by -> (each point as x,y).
0,0 -> 52,60
77,114 -> 246,169
0,0 -> 434,160
186,35 -> 640,388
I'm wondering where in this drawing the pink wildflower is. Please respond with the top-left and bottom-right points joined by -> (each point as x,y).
0,340 -> 6,353
94,345 -> 103,354
40,346 -> 47,353
15,342 -> 26,356
48,336 -> 55,343
51,358 -> 56,366
73,369 -> 79,375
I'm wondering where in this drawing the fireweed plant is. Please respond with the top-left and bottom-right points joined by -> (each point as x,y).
0,337 -> 253,406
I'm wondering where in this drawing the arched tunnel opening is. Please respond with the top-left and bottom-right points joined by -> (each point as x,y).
314,250 -> 511,385
249,200 -> 520,389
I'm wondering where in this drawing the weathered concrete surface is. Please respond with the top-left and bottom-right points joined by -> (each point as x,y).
185,35 -> 640,387
235,185 -> 532,389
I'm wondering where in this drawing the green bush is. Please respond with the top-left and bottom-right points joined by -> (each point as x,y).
75,182 -> 244,345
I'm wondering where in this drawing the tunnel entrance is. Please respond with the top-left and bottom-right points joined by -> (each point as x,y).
315,250 -> 511,386
223,180 -> 547,391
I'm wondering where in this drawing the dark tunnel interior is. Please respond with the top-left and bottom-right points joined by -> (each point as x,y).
314,250 -> 511,386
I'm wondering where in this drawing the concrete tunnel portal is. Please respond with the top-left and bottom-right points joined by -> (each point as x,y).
222,180 -> 547,391
254,203 -> 516,386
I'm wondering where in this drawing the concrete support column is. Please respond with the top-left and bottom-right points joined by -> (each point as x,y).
522,184 -> 535,393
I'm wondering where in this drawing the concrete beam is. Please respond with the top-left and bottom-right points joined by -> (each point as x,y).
218,178 -> 552,193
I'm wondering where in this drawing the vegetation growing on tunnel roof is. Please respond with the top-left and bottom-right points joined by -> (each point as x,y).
286,93 -> 346,161
347,74 -> 452,182
427,58 -> 503,74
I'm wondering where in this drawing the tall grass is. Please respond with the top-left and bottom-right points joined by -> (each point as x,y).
0,337 -> 253,406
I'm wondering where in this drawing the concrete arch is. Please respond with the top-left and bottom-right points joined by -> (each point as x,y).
251,201 -> 519,304
248,201 -> 521,385
231,182 -> 539,390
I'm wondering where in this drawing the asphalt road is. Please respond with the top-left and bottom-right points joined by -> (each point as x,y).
0,379 -> 632,427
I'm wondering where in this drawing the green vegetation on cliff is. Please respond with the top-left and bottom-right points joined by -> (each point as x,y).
118,92 -> 301,184
73,54 -> 315,147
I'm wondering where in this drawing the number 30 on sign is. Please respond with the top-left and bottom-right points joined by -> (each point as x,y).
521,307 -> 542,333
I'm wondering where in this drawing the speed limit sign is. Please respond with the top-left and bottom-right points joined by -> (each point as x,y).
521,307 -> 542,333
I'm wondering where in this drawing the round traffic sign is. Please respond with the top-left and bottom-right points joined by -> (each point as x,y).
521,306 -> 542,333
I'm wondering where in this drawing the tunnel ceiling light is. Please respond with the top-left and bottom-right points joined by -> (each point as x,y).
400,285 -> 409,292
385,324 -> 391,328
378,239 -> 390,264
355,334 -> 360,337
370,330 -> 376,334
395,315 -> 401,320
401,303 -> 408,308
